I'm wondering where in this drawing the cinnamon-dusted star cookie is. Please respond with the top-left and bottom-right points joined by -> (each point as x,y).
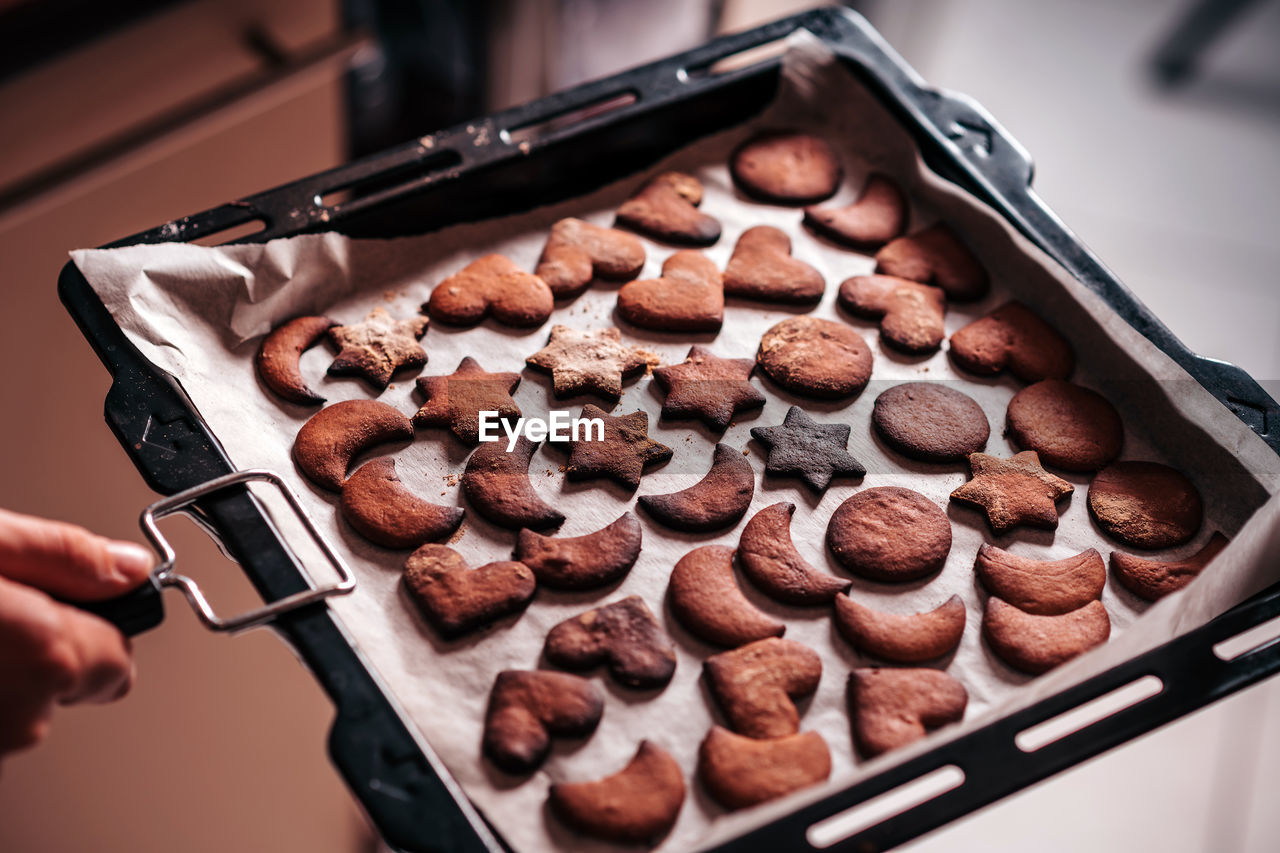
256,315 -> 335,404
875,224 -> 989,302
653,346 -> 764,432
756,316 -> 873,399
549,741 -> 685,844
730,131 -> 842,204
403,544 -> 536,639
838,275 -> 946,354
872,382 -> 990,463
526,325 -> 656,401
425,254 -> 553,327
698,727 -> 831,810
326,307 -> 429,390
617,250 -> 724,332
950,451 -> 1074,534
750,406 -> 865,493
536,217 -> 646,299
848,668 -> 968,757
722,226 -> 825,305
949,301 -> 1075,382
1111,532 -> 1228,601
1088,461 -> 1203,549
544,596 -> 677,689
804,173 -> 907,249
983,598 -> 1111,675
413,356 -> 520,445
483,670 -> 604,774
827,487 -> 952,582
616,171 -> 721,246
1005,379 -> 1123,473
558,404 -> 673,490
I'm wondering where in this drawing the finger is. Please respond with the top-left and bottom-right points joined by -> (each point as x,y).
0,508 -> 153,601
0,697 -> 54,756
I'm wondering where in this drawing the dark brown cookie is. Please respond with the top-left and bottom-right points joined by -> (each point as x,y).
704,637 -> 822,738
536,217 -> 646,298
848,668 -> 968,758
548,741 -> 685,844
544,596 -> 676,689
875,224 -> 989,301
558,404 -> 673,491
652,345 -> 765,432
950,451 -> 1074,534
616,171 -> 721,245
515,513 -> 642,591
833,595 -> 966,663
949,301 -> 1074,382
425,254 -> 554,327
668,545 -> 785,648
256,315 -> 335,404
737,503 -> 850,605
617,250 -> 724,332
403,544 -> 536,639
872,382 -> 990,462
750,406 -> 866,493
722,226 -> 825,304
293,399 -> 413,491
1006,379 -> 1123,473
838,274 -> 947,354
983,598 -> 1111,675
525,325 -> 657,400
1111,532 -> 1229,601
1088,461 -> 1204,549
730,131 -> 842,204
639,443 -> 755,533
974,544 -> 1105,615
339,458 -> 464,548
326,307 -> 429,390
462,436 -> 565,530
756,316 -> 873,399
827,487 -> 952,582
483,670 -> 604,774
697,726 -> 831,810
803,173 -> 907,249
413,356 -> 521,445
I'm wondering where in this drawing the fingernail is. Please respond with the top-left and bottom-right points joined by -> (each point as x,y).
106,541 -> 154,580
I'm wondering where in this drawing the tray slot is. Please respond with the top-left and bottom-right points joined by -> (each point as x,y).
1214,612 -> 1280,661
682,36 -> 792,79
501,90 -> 639,146
806,764 -> 965,849
1014,674 -> 1164,753
316,149 -> 462,210
192,216 -> 268,247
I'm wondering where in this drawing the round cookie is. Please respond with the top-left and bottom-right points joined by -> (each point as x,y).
1005,379 -> 1123,473
730,132 -> 841,204
757,317 -> 873,399
826,487 -> 952,582
1088,461 -> 1203,549
872,382 -> 990,462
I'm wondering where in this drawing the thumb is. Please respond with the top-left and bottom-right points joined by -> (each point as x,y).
0,509 -> 153,601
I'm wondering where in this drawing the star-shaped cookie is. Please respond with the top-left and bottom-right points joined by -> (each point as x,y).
413,356 -> 521,444
557,404 -> 673,490
652,346 -> 765,432
950,451 -> 1073,533
526,325 -> 656,400
327,307 -> 430,390
750,406 -> 865,492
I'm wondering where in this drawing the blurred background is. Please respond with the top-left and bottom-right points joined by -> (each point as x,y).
0,1 -> 1276,851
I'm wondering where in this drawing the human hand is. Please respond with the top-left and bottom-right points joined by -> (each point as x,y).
0,508 -> 152,759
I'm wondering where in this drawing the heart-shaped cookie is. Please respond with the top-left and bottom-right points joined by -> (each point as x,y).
704,637 -> 822,738
722,225 -> 824,304
804,173 -> 907,248
616,172 -> 721,245
536,217 -> 647,298
426,253 -> 554,327
848,667 -> 968,757
838,274 -> 946,354
402,544 -> 536,639
949,301 -> 1075,382
875,224 -> 989,301
544,596 -> 677,689
483,670 -> 604,773
617,250 -> 724,332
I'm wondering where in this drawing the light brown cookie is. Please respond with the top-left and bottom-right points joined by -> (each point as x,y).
848,668 -> 968,758
483,670 -> 604,774
525,325 -> 657,401
950,451 -> 1074,534
639,443 -> 755,533
1111,532 -> 1229,601
256,315 -> 335,404
558,405 -> 673,491
703,637 -> 822,738
327,307 -> 429,390
803,173 -> 907,249
838,274 -> 947,354
983,598 -> 1111,675
871,382 -> 990,463
756,316 -> 873,399
536,217 -> 646,298
617,250 -> 724,332
1088,461 -> 1204,549
875,224 -> 989,301
544,596 -> 677,689
652,346 -> 765,432
549,741 -> 685,844
730,132 -> 841,204
1005,379 -> 1123,473
339,458 -> 464,548
668,545 -> 785,648
974,544 -> 1105,615
426,254 -> 553,327
413,356 -> 521,445
515,513 -> 642,591
403,544 -> 536,639
737,503 -> 850,605
949,301 -> 1074,382
462,436 -> 565,530
750,406 -> 866,493
293,399 -> 413,491
833,595 -> 966,663
616,171 -> 721,245
722,226 -> 825,304
698,726 -> 831,810
826,487 -> 952,582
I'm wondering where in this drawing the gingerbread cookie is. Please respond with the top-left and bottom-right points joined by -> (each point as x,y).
756,316 -> 873,399
698,726 -> 831,810
515,513 -> 642,591
848,668 -> 968,758
483,670 -> 604,774
293,399 -> 413,491
833,595 -> 966,663
950,451 -> 1074,534
549,741 -> 685,844
403,544 -> 536,639
327,307 -> 429,390
803,173 -> 907,249
617,250 -> 724,332
426,254 -> 553,327
750,406 -> 866,493
704,637 -> 822,738
722,226 -> 825,305
1112,532 -> 1228,601
616,171 -> 721,245
949,301 -> 1074,382
536,217 -> 646,298
1005,379 -> 1123,473
983,598 -> 1111,675
1088,461 -> 1204,549
526,325 -> 656,401
413,356 -> 521,445
668,545 -> 785,648
652,346 -> 765,432
737,503 -> 850,605
544,596 -> 677,689
462,436 -> 565,530
838,275 -> 946,354
872,382 -> 990,462
875,224 -> 989,301
340,458 -> 464,548
827,487 -> 952,582
730,131 -> 841,204
256,315 -> 335,404
639,443 -> 755,533
557,404 -> 673,491
974,545 -> 1105,615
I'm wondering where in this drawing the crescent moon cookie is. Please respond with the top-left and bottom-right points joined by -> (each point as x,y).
804,173 -> 908,249
515,513 -> 642,591
950,451 -> 1074,534
827,487 -> 952,583
462,436 -> 565,531
425,254 -> 554,328
668,545 -> 785,648
737,503 -> 850,605
949,301 -> 1075,382
535,217 -> 646,299
750,406 -> 866,493
616,171 -> 721,246
340,458 -> 464,548
548,741 -> 685,844
874,223 -> 989,302
1088,460 -> 1204,549
292,399 -> 413,491
482,670 -> 604,774
525,325 -> 657,401
1005,379 -> 1123,473
412,356 -> 521,445
1111,532 -> 1229,601
729,131 -> 842,205
871,382 -> 990,463
833,595 -> 966,663
544,596 -> 677,689
256,315 -> 335,404
983,598 -> 1111,675
698,726 -> 831,810
326,307 -> 429,390
703,637 -> 822,738
974,544 -> 1106,615
756,316 -> 873,400
838,274 -> 947,354
402,544 -> 536,640
652,346 -> 765,432
848,668 -> 968,757
638,443 -> 755,533
617,250 -> 724,333
722,226 -> 825,305
556,405 -> 673,491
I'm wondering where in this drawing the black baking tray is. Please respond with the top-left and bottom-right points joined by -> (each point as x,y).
57,7 -> 1280,852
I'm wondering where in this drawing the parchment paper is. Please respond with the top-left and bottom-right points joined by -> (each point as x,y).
71,33 -> 1280,853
